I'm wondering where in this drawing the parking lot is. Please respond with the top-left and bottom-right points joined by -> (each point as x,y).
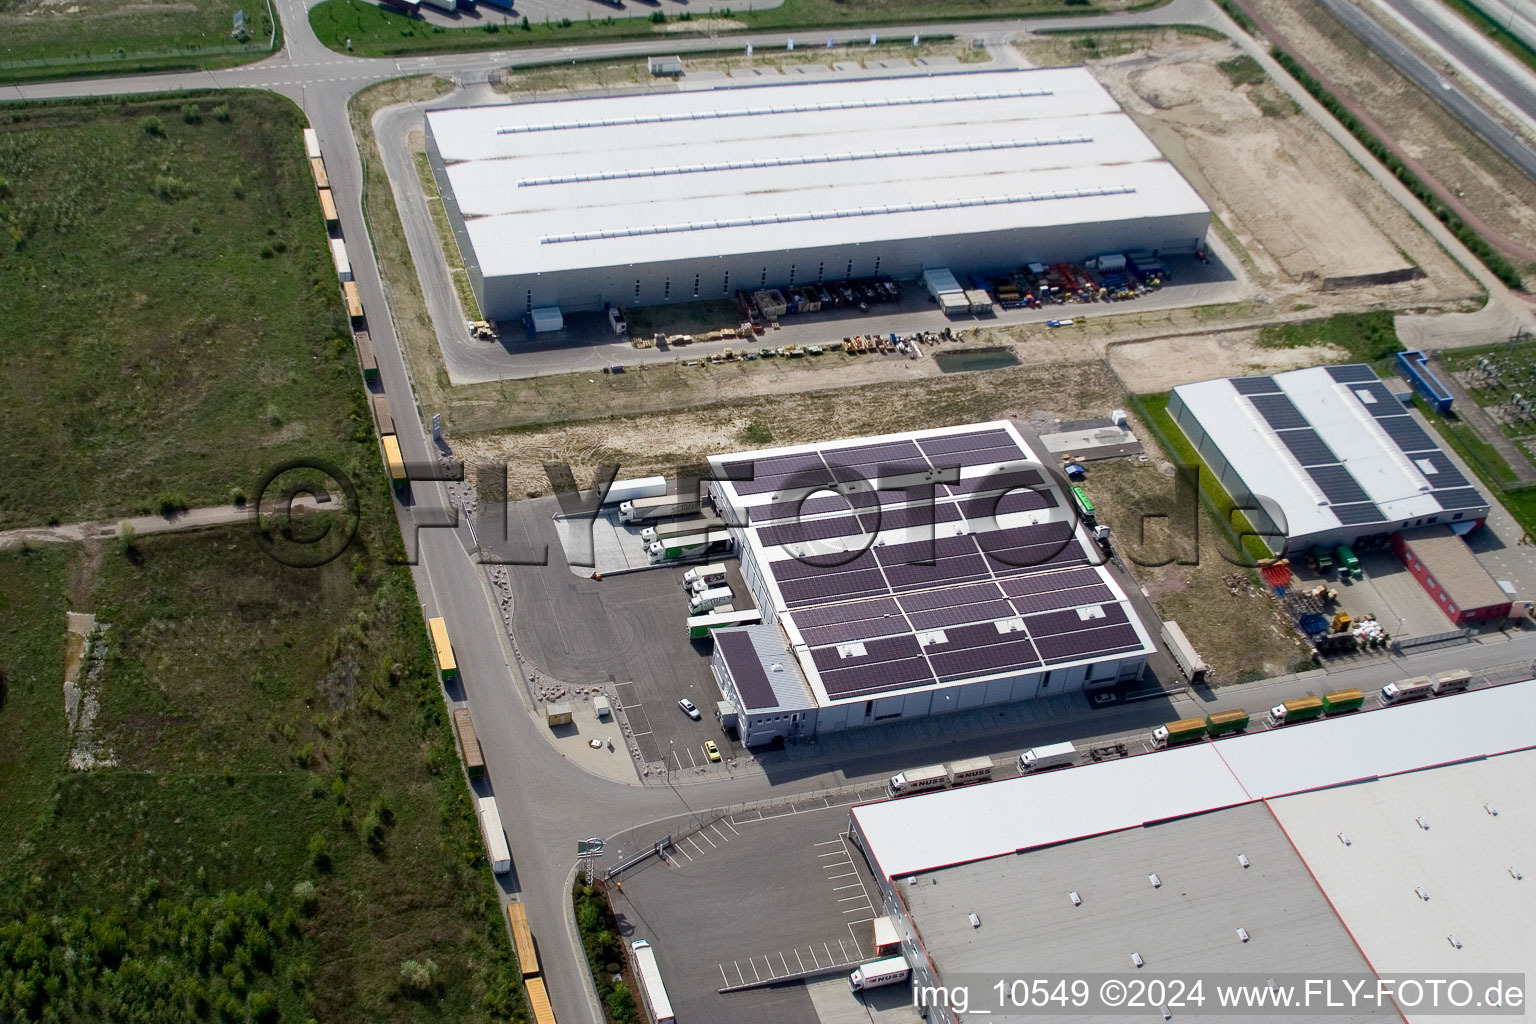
505,497 -> 749,775
612,800 -> 897,1024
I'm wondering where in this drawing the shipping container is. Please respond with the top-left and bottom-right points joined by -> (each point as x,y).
686,607 -> 761,640
452,708 -> 484,777
523,977 -> 557,1024
382,434 -> 407,493
309,156 -> 328,190
355,329 -> 379,383
302,127 -> 321,161
329,237 -> 351,281
506,902 -> 540,978
342,280 -> 364,322
317,186 -> 339,226
872,916 -> 901,955
604,475 -> 667,506
476,797 -> 512,874
948,756 -> 995,787
370,393 -> 394,437
428,616 -> 457,682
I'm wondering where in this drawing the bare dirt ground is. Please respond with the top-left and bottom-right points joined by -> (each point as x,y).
1051,31 -> 1479,304
458,358 -> 1120,498
1106,328 -> 1345,394
1249,0 -> 1536,268
491,39 -> 987,96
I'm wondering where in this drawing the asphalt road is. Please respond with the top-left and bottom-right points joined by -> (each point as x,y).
1377,0 -> 1536,128
6,0 -> 1536,1018
1319,0 -> 1536,183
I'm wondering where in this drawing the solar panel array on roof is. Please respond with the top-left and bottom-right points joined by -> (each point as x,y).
1308,464 -> 1373,507
1249,393 -> 1309,430
1331,503 -> 1386,526
1433,488 -> 1488,512
1378,416 -> 1435,453
1274,428 -> 1338,468
1325,364 -> 1379,383
1348,381 -> 1400,417
1407,451 -> 1468,489
1231,375 -> 1281,395
716,630 -> 780,711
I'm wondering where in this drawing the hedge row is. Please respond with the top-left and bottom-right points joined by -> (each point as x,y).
1269,47 -> 1525,290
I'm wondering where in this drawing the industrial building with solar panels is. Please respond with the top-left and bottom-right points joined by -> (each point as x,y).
1169,364 -> 1492,555
704,421 -> 1156,747
423,66 -> 1211,322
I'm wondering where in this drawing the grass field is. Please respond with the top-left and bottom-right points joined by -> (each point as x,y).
0,509 -> 524,1022
1257,310 -> 1403,374
0,93 -> 365,529
310,0 -> 1151,58
0,0 -> 277,83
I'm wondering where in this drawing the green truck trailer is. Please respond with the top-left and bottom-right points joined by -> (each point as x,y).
1268,696 -> 1325,726
1321,688 -> 1364,714
1204,709 -> 1250,737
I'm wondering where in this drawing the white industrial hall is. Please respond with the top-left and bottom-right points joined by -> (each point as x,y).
424,66 -> 1212,321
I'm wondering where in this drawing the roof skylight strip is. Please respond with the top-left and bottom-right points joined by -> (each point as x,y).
493,88 -> 1055,135
538,186 -> 1137,244
515,136 -> 1093,187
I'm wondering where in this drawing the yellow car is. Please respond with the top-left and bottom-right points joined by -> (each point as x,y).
704,740 -> 722,763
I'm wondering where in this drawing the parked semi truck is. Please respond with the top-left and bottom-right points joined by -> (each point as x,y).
1160,620 -> 1208,684
620,492 -> 703,523
683,563 -> 729,590
1321,688 -> 1364,714
630,940 -> 676,1024
650,533 -> 733,564
642,514 -> 724,543
1018,741 -> 1077,772
1150,717 -> 1208,749
1268,696 -> 1324,726
1380,675 -> 1434,705
604,475 -> 667,506
888,757 -> 994,796
688,586 -> 734,614
850,956 -> 910,992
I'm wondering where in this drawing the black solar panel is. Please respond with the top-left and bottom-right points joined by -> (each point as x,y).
819,657 -> 933,698
749,492 -> 860,524
770,547 -> 878,580
715,631 -> 780,710
758,514 -> 871,549
1325,364 -> 1378,383
1433,488 -> 1489,512
961,488 -> 1056,525
944,467 -> 1046,498
904,600 -> 1017,632
1024,603 -> 1130,638
779,570 -> 891,608
1008,584 -> 1115,615
1032,622 -> 1143,662
924,446 -> 1028,470
1329,502 -> 1386,526
788,596 -> 901,629
1230,375 -> 1281,395
1275,429 -> 1339,467
875,534 -> 979,567
829,460 -> 931,484
997,566 -> 1103,598
1308,464 -> 1372,506
883,557 -> 991,592
808,633 -> 924,673
917,429 -> 1018,457
928,640 -> 1041,681
1408,452 -> 1469,490
1249,393 -> 1309,430
1346,381 -> 1402,417
1379,417 -> 1436,453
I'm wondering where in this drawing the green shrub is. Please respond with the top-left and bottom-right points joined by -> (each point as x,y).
398,957 -> 439,995
140,115 -> 163,136
212,103 -> 230,122
181,102 -> 202,124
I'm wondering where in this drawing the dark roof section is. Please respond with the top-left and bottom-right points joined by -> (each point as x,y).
715,629 -> 779,711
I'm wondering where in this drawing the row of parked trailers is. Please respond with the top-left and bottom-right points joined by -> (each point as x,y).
1149,670 -> 1474,748
377,0 -> 516,14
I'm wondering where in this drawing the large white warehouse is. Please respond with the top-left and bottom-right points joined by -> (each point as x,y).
424,67 -> 1211,321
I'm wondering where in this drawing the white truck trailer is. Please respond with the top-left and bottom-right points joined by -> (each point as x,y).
619,493 -> 703,523
604,475 -> 667,506
688,586 -> 734,614
849,956 -> 910,992
475,797 -> 511,874
1019,741 -> 1077,773
1160,620 -> 1208,684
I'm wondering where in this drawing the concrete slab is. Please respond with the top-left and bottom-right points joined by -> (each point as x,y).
543,701 -> 640,784
1290,553 -> 1450,641
1036,424 -> 1142,461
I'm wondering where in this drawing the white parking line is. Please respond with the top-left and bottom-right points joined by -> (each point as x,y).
672,844 -> 693,862
685,837 -> 707,857
833,883 -> 863,891
750,958 -> 761,982
824,942 -> 835,965
818,849 -> 846,857
822,860 -> 853,870
710,823 -> 731,843
844,906 -> 872,914
814,839 -> 843,847
827,871 -> 856,880
721,818 -> 741,835
720,963 -> 731,987
838,895 -> 865,902
779,952 -> 791,976
795,948 -> 807,973
809,946 -> 822,968
735,962 -> 746,986
696,829 -> 718,849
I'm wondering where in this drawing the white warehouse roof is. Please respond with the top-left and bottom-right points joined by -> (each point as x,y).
424,67 -> 1210,280
852,678 -> 1536,879
1170,364 -> 1488,543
